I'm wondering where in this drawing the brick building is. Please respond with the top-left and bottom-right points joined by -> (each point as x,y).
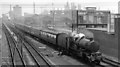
118,1 -> 120,13
13,5 -> 22,17
76,7 -> 111,24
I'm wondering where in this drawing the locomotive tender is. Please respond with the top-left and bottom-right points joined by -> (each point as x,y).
15,23 -> 102,64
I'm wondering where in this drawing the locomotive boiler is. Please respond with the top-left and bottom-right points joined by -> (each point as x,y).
15,23 -> 102,64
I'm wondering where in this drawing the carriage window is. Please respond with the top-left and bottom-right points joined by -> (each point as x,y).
44,32 -> 46,35
52,34 -> 55,38
48,33 -> 50,36
45,32 -> 47,35
32,32 -> 34,34
42,32 -> 44,35
46,32 -> 48,35
49,34 -> 52,37
49,34 -> 51,37
42,32 -> 44,34
47,33 -> 49,36
41,32 -> 43,34
55,35 -> 56,38
53,35 -> 56,39
48,33 -> 51,37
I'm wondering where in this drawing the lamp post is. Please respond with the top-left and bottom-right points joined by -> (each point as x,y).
53,11 -> 55,26
52,3 -> 55,27
107,11 -> 111,33
76,10 -> 78,33
114,14 -> 120,60
33,2 -> 35,14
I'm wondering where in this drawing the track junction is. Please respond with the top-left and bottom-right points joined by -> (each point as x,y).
2,22 -> 120,67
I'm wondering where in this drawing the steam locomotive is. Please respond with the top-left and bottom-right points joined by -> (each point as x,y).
15,23 -> 102,64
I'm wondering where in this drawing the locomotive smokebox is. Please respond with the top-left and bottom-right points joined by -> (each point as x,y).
76,38 -> 99,52
87,40 -> 99,52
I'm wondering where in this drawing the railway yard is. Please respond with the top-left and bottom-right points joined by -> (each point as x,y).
0,20 -> 119,67
0,2 -> 120,67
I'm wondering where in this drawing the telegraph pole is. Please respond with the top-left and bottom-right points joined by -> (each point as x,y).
33,2 -> 35,14
114,14 -> 120,60
76,10 -> 78,33
72,10 -> 73,32
52,3 -> 55,26
9,4 -> 12,20
107,11 -> 111,33
10,4 -> 12,11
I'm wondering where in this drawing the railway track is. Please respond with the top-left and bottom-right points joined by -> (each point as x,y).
2,24 -> 14,66
4,23 -> 120,67
2,24 -> 26,66
7,23 -> 54,67
20,35 -> 53,66
25,29 -> 120,67
20,29 -> 119,67
101,57 -> 120,67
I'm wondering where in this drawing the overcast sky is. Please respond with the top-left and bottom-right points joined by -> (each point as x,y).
0,0 -> 119,17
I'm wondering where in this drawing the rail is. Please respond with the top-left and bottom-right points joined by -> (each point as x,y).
2,23 -> 26,67
5,23 -> 120,67
101,56 -> 120,67
9,24 -> 53,67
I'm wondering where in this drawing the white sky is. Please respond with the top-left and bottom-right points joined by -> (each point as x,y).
0,0 -> 119,17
